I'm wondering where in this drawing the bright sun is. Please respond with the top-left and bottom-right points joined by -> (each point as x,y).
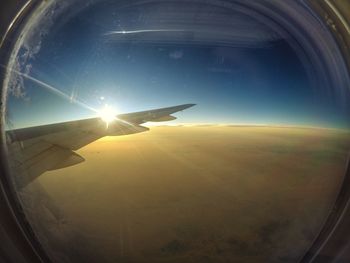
98,104 -> 117,124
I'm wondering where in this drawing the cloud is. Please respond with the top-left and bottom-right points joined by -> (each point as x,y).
169,49 -> 184,60
5,0 -> 78,100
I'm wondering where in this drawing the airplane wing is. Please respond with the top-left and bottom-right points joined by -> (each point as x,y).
6,103 -> 195,187
117,103 -> 195,124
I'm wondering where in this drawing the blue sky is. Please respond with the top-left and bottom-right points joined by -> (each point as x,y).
6,2 -> 350,129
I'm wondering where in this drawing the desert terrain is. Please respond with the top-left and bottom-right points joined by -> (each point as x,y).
23,126 -> 350,262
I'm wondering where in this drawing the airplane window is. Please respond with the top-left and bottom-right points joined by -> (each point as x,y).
2,0 -> 350,262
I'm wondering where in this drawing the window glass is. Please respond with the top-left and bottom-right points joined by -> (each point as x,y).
3,1 -> 350,262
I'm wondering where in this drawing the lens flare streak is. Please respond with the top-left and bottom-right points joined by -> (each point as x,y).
4,66 -> 98,113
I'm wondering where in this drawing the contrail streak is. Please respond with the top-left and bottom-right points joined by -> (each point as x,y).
104,29 -> 186,36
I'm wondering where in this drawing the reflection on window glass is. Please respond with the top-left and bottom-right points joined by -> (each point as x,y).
3,0 -> 350,262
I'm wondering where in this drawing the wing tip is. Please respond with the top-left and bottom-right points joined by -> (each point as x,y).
180,103 -> 196,110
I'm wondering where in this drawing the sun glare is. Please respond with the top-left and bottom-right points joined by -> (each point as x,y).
98,104 -> 118,124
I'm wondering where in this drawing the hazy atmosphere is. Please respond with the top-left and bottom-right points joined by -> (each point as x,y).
27,126 -> 350,262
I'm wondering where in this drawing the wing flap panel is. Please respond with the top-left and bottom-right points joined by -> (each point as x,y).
9,144 -> 84,187
151,115 -> 177,122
